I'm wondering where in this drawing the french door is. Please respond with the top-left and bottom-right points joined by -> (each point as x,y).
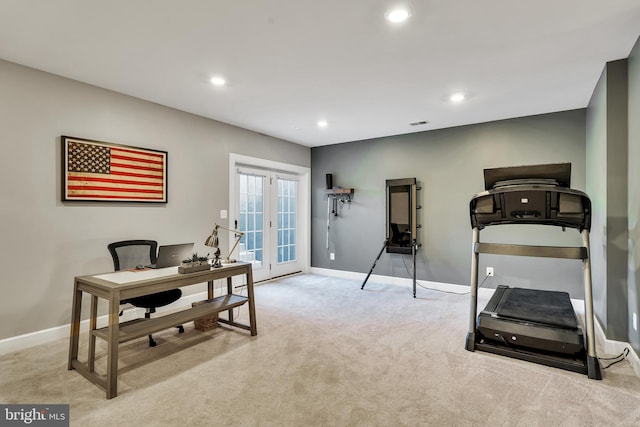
235,167 -> 302,282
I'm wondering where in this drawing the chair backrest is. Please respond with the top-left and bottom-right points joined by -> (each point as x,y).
107,240 -> 158,271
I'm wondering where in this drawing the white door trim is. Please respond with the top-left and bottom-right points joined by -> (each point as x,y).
229,153 -> 310,277
236,166 -> 270,281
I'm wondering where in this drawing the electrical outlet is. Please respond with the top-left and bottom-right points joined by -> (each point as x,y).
633,312 -> 638,332
486,267 -> 494,277
330,253 -> 335,261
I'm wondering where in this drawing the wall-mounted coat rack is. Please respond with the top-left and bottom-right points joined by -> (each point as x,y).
325,188 -> 354,209
324,174 -> 354,250
324,188 -> 354,249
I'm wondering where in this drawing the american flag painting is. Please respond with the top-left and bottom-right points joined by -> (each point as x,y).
62,136 -> 167,202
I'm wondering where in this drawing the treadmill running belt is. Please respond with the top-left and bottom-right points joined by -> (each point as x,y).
495,288 -> 578,329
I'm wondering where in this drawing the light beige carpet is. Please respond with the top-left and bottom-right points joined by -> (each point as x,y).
1,274 -> 639,426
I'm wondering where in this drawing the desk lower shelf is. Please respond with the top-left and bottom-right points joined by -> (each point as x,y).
93,294 -> 248,344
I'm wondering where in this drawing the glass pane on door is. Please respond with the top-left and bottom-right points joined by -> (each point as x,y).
277,178 -> 297,264
238,173 -> 264,268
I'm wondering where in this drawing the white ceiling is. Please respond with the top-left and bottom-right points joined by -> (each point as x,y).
1,1 -> 639,147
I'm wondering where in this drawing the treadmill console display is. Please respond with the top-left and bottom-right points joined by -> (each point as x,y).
470,163 -> 591,231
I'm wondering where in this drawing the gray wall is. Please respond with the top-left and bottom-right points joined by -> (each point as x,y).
586,68 -> 609,327
586,59 -> 629,341
311,111 -> 587,296
628,37 -> 640,354
0,59 -> 310,340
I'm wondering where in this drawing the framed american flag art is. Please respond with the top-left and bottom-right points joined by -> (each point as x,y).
61,136 -> 168,203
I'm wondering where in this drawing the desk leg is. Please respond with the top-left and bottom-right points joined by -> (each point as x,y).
208,280 -> 214,300
88,295 -> 98,372
226,277 -> 234,323
68,280 -> 82,370
106,291 -> 121,399
246,268 -> 257,336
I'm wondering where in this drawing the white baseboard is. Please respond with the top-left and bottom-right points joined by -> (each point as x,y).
309,267 -> 497,298
0,291 -> 210,356
594,315 -> 640,377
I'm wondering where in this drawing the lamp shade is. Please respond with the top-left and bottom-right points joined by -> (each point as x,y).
205,223 -> 244,263
205,229 -> 219,248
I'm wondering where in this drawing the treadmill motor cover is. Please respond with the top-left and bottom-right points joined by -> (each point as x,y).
477,286 -> 584,355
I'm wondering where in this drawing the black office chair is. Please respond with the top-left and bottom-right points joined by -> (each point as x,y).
389,223 -> 411,246
107,240 -> 184,347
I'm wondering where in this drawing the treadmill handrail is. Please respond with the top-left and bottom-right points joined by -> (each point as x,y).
475,242 -> 588,260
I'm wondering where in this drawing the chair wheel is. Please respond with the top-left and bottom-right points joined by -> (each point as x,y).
148,337 -> 157,347
178,326 -> 184,333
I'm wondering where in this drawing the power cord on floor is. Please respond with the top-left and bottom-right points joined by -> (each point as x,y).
599,347 -> 630,369
401,256 -> 491,295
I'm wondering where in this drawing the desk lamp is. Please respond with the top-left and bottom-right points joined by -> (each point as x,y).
205,223 -> 244,267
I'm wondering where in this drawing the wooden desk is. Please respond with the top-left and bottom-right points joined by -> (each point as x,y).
67,262 -> 256,399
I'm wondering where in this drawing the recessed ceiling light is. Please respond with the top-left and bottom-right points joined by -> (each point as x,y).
210,76 -> 226,87
386,8 -> 410,23
450,93 -> 465,103
317,120 -> 328,128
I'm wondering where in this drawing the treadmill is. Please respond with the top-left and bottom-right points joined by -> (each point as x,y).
464,163 -> 601,379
